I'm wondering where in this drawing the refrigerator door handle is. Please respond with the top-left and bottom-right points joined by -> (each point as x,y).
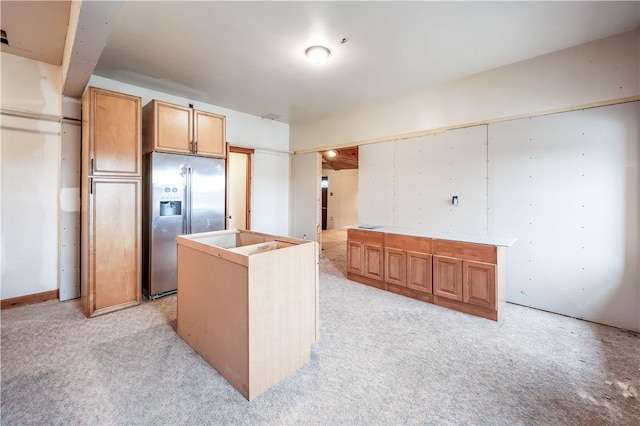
184,166 -> 193,234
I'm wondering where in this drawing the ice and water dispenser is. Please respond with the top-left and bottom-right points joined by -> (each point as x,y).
155,185 -> 183,217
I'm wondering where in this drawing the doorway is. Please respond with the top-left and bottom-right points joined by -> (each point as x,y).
227,146 -> 254,230
319,147 -> 359,266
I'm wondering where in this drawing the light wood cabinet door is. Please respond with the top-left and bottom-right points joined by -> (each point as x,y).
194,110 -> 226,158
154,101 -> 192,153
143,100 -> 226,158
433,255 -> 463,301
364,244 -> 384,280
86,87 -> 141,176
85,178 -> 141,317
407,251 -> 432,293
347,241 -> 364,275
384,247 -> 406,286
463,260 -> 496,310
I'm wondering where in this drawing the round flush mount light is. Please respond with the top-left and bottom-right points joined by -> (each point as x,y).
305,45 -> 331,64
327,150 -> 337,157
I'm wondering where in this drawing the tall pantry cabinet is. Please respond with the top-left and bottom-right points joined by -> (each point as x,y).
81,87 -> 142,317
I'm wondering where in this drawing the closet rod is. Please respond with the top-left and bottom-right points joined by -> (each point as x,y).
1,107 -> 64,123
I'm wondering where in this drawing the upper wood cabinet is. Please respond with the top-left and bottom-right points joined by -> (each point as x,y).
83,87 -> 141,177
143,100 -> 226,158
194,109 -> 226,157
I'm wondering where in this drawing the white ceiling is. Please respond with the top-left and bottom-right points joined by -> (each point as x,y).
2,1 -> 639,124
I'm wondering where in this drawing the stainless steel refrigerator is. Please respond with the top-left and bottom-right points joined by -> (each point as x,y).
142,152 -> 226,298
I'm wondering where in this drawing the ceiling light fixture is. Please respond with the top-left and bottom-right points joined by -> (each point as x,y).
305,45 -> 330,65
327,150 -> 337,157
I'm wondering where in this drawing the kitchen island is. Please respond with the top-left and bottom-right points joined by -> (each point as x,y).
347,226 -> 515,321
176,229 -> 318,401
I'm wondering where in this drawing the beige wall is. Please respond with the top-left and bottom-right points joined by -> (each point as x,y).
322,169 -> 358,230
1,53 -> 62,299
291,30 -> 639,152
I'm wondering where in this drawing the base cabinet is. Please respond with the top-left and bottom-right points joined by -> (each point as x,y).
383,234 -> 433,300
364,244 -> 384,280
384,248 -> 406,286
346,229 -> 384,289
347,229 -> 505,321
407,251 -> 432,293
83,179 -> 142,316
463,260 -> 496,310
347,241 -> 364,275
433,256 -> 463,301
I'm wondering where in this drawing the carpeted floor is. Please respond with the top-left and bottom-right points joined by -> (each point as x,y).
321,229 -> 348,264
1,236 -> 638,425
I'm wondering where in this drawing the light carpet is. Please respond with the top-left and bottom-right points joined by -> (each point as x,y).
1,256 -> 638,425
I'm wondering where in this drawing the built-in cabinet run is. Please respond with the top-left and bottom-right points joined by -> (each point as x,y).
143,100 -> 226,158
81,87 -> 142,317
347,228 -> 508,321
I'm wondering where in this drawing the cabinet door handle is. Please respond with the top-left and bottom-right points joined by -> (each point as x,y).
193,140 -> 198,153
90,177 -> 94,195
90,158 -> 94,175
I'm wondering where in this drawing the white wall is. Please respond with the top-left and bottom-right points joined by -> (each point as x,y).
1,53 -> 62,299
322,169 -> 358,229
87,75 -> 291,236
291,30 -> 639,152
251,150 -> 290,236
360,126 -> 488,233
291,152 -> 320,241
489,103 -> 638,332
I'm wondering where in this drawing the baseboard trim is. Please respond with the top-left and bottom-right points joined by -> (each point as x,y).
1,290 -> 59,310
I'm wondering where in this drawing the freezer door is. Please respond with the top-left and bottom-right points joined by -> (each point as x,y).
147,152 -> 188,297
190,156 -> 226,233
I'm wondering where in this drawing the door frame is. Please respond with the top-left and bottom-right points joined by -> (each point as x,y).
226,144 -> 254,230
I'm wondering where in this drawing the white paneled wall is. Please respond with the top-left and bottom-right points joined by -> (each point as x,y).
392,126 -> 487,233
358,142 -> 394,226
358,102 -> 639,331
489,102 -> 638,331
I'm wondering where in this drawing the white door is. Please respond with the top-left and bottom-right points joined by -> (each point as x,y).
292,152 -> 321,242
227,147 -> 253,230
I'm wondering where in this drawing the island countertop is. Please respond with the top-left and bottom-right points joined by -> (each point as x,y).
346,225 -> 516,247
